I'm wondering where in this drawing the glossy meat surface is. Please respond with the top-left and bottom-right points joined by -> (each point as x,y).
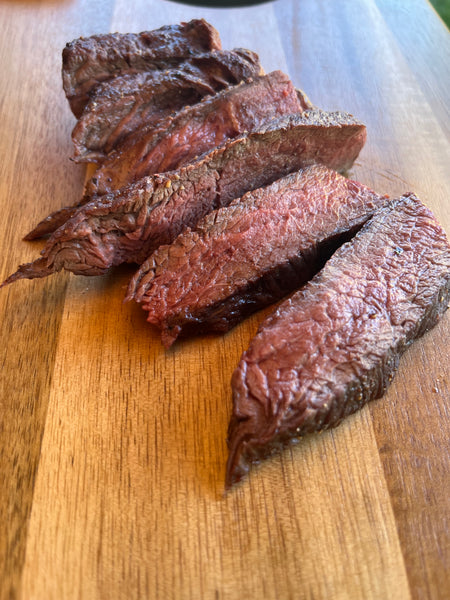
26,70 -> 301,240
72,48 -> 262,162
63,19 -> 221,117
84,70 -> 302,197
25,107 -> 365,241
226,194 -> 450,487
128,165 -> 388,347
3,110 -> 367,285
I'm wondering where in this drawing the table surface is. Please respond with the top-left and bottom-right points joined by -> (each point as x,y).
1,1 -> 449,599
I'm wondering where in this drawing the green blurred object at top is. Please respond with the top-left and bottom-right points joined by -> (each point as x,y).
429,0 -> 450,27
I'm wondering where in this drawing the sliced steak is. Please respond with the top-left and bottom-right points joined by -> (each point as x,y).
72,48 -> 263,163
127,165 -> 389,347
63,19 -> 222,117
4,110 -> 367,286
226,194 -> 450,488
84,70 -> 303,197
26,70 -> 302,240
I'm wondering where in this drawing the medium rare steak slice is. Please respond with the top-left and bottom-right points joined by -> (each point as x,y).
84,70 -> 303,198
3,110 -> 367,285
72,48 -> 263,162
25,107 -> 365,241
226,194 -> 450,488
127,165 -> 389,347
25,70 -> 302,240
63,19 -> 222,117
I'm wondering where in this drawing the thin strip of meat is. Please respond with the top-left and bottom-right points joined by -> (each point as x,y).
63,19 -> 222,117
25,70 -> 302,240
127,165 -> 389,348
72,48 -> 263,162
2,110 -> 367,286
226,194 -> 450,488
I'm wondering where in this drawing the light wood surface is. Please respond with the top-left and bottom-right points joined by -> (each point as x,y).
0,1 -> 448,599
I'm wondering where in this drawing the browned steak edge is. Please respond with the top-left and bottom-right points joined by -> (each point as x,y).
226,194 -> 450,488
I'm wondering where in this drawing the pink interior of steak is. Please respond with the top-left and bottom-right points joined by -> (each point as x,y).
72,48 -> 263,162
85,70 -> 303,198
226,194 -> 450,487
129,165 -> 388,348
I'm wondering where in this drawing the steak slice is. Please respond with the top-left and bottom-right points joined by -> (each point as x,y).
84,70 -> 303,197
127,165 -> 389,347
63,19 -> 222,117
3,110 -> 367,286
25,70 -> 302,240
72,48 -> 263,163
226,194 -> 450,488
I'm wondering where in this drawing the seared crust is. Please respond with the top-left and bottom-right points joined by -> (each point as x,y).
71,48 -> 263,162
226,194 -> 450,487
24,108 -> 366,241
84,70 -> 302,197
127,165 -> 388,347
4,110 -> 367,286
62,19 -> 222,117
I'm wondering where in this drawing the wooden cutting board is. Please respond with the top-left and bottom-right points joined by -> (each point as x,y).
0,1 -> 448,599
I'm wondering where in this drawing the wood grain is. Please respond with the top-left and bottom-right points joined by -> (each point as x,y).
0,1 -> 448,599
0,2 -> 115,598
276,3 -> 450,599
